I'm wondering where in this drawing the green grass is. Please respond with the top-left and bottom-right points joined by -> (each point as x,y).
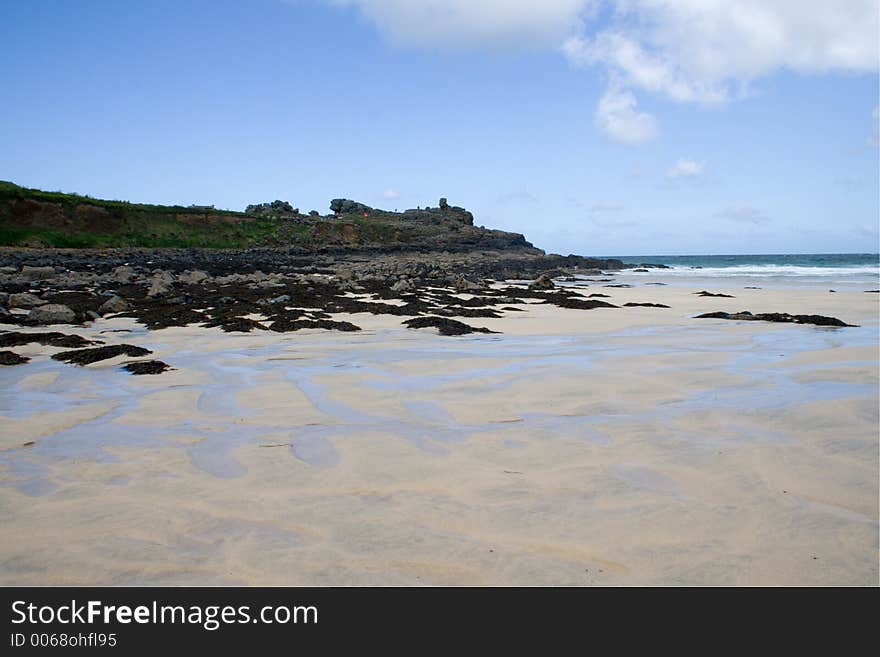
0,180 -> 468,250
0,180 -> 247,217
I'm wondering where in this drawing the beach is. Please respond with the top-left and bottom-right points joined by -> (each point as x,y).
1,269 -> 877,586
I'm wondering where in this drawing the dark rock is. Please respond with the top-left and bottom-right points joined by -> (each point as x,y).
0,350 -> 29,366
624,302 -> 670,308
695,291 -> 735,298
633,269 -> 650,273
330,199 -> 372,215
0,331 -> 99,348
203,317 -> 266,332
694,311 -> 856,328
588,293 -> 611,298
540,293 -> 617,310
604,284 -> 633,288
439,197 -> 449,210
52,344 -> 152,365
246,200 -> 298,217
123,360 -> 171,375
268,318 -> 361,332
403,316 -> 498,336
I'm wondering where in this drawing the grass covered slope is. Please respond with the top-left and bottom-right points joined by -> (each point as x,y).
0,181 -> 535,252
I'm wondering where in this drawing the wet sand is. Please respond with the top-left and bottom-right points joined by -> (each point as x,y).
1,280 -> 877,585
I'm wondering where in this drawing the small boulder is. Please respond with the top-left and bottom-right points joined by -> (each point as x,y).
528,274 -> 555,290
178,270 -> 210,285
29,304 -> 77,324
451,274 -> 481,292
111,266 -> 135,283
391,278 -> 413,293
98,296 -> 128,314
19,265 -> 56,282
8,292 -> 47,308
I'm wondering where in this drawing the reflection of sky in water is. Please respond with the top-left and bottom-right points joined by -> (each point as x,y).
1,319 -> 876,496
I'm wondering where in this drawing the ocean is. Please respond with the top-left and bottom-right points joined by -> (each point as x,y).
608,253 -> 880,287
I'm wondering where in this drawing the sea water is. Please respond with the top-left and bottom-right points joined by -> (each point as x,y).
608,253 -> 880,288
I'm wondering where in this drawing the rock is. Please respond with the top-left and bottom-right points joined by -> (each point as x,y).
330,198 -> 372,215
402,316 -> 498,336
29,304 -> 76,324
391,278 -> 413,293
0,292 -> 8,305
111,266 -> 135,283
246,200 -> 297,216
179,270 -> 210,285
52,344 -> 152,365
439,197 -> 449,210
0,351 -> 30,366
694,311 -> 856,328
99,296 -> 128,314
268,318 -> 361,332
147,280 -> 170,297
257,294 -> 291,306
528,274 -> 555,290
543,295 -> 617,310
695,291 -> 735,298
8,292 -> 47,308
202,317 -> 266,332
147,271 -> 175,297
85,310 -> 101,321
19,265 -> 55,281
451,274 -> 481,292
624,302 -> 670,308
0,331 -> 98,348
123,360 -> 171,375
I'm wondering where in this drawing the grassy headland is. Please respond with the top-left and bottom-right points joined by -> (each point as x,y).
0,181 -> 533,252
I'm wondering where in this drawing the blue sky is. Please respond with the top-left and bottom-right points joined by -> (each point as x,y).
1,0 -> 877,255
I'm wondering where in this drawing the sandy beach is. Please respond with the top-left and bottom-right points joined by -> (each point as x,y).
1,275 -> 877,586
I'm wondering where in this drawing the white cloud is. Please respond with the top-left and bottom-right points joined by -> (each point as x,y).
382,188 -> 401,199
324,0 -> 594,49
595,85 -> 658,144
563,1 -> 879,104
667,158 -> 706,179
319,1 -> 880,142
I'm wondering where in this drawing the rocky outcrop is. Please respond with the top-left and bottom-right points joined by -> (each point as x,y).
330,199 -> 372,215
246,200 -> 299,217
